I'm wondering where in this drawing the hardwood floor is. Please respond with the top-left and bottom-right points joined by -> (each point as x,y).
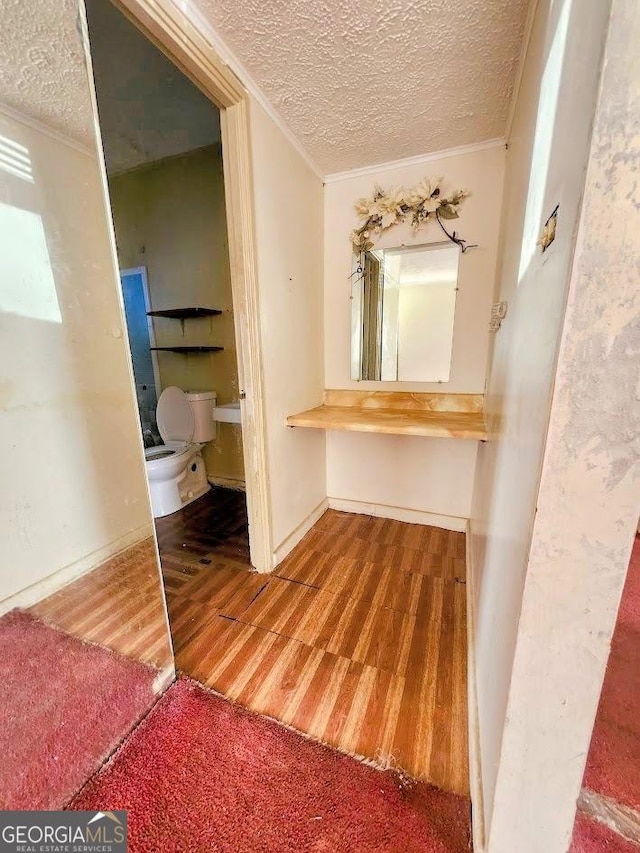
31,487 -> 469,795
31,538 -> 173,670
157,489 -> 469,796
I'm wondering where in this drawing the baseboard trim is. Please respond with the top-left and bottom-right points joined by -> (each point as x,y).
466,522 -> 486,853
327,498 -> 468,532
271,498 -> 330,570
208,475 -> 246,492
153,665 -> 177,695
0,523 -> 155,616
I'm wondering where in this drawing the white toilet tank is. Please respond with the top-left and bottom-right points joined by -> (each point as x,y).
186,391 -> 217,442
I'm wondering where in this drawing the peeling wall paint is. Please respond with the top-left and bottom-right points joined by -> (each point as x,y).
470,0 -> 640,849
488,2 -> 640,845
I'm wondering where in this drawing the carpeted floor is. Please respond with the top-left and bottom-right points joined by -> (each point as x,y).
571,534 -> 640,849
0,609 -> 160,809
571,814 -> 640,853
70,677 -> 471,853
583,535 -> 640,811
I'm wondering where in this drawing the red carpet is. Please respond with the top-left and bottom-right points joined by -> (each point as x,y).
571,814 -> 640,852
70,678 -> 471,852
583,535 -> 640,812
0,609 -> 160,809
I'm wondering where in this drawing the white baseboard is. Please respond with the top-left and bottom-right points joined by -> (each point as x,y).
0,523 -> 155,616
271,498 -> 330,570
153,665 -> 176,695
208,475 -> 246,491
466,521 -> 486,853
327,497 -> 468,532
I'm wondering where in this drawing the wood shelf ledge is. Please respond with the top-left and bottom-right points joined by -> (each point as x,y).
286,391 -> 487,441
150,346 -> 224,353
147,307 -> 222,319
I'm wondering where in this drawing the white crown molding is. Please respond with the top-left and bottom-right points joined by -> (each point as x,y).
323,137 -> 506,184
505,0 -> 540,142
0,101 -> 95,158
174,0 -> 324,181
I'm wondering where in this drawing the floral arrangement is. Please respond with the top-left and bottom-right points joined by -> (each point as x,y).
350,177 -> 470,255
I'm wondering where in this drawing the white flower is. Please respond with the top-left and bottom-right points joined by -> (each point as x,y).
422,197 -> 442,213
354,197 -> 373,219
380,211 -> 398,228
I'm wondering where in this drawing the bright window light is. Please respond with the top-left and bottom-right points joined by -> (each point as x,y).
0,134 -> 33,183
0,201 -> 62,323
518,0 -> 572,283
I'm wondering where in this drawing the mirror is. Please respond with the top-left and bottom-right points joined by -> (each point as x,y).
351,242 -> 459,382
0,0 -> 175,809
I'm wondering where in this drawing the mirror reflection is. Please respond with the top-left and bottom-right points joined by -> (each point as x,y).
351,242 -> 459,382
0,0 -> 174,810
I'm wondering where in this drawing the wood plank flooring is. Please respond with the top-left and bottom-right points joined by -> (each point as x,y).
157,489 -> 469,796
31,538 -> 173,670
31,487 -> 469,796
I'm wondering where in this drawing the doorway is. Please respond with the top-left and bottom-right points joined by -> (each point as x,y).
82,0 -> 272,572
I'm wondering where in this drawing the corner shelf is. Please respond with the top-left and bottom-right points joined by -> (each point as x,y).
150,346 -> 224,354
147,307 -> 222,319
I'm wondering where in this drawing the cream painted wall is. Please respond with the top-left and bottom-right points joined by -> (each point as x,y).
324,145 -> 505,521
109,145 -> 244,483
0,107 -> 155,606
468,0 -> 616,847
248,98 -> 327,557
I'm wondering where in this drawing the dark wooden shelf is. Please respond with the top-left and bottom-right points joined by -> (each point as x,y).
147,307 -> 222,319
150,346 -> 224,354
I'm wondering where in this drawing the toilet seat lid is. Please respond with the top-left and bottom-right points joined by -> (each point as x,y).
156,387 -> 194,443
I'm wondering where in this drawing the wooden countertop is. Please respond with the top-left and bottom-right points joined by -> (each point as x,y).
287,391 -> 488,441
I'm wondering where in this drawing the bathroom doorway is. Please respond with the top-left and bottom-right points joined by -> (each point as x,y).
83,0 -> 268,587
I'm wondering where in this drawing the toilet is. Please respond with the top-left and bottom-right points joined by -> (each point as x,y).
144,387 -> 217,518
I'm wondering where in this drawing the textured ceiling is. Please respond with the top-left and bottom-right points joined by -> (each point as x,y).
1,0 -> 530,175
190,0 -> 531,174
0,0 -> 219,171
0,0 -> 95,145
85,0 -> 220,174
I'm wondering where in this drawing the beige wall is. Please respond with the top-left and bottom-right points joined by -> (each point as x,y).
469,0 -> 618,848
482,2 -> 640,849
0,106 -> 155,608
109,145 -> 244,483
324,145 -> 505,522
249,98 -> 327,558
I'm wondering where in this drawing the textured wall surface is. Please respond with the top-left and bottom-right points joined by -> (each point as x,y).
486,1 -> 640,849
189,0 -> 531,173
470,0 -> 613,840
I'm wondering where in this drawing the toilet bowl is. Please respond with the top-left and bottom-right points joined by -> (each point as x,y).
144,387 -> 216,518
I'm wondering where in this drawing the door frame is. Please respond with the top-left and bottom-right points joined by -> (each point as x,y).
93,0 -> 272,571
